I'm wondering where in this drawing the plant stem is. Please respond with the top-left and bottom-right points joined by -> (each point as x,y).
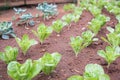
107,63 -> 110,68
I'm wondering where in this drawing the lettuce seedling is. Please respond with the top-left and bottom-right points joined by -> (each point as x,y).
80,0 -> 90,10
41,52 -> 61,75
70,36 -> 83,56
98,46 -> 120,68
63,4 -> 75,12
105,24 -> 120,47
51,20 -> 67,33
97,0 -> 107,9
15,34 -> 38,55
105,2 -> 120,15
107,23 -> 120,34
101,33 -> 120,48
0,46 -> 18,64
116,15 -> 120,23
70,30 -> 98,56
62,14 -> 74,25
82,30 -> 98,47
88,14 -> 110,34
115,23 -> 120,34
84,64 -> 110,80
67,75 -> 83,80
32,24 -> 53,43
73,7 -> 83,16
67,63 -> 110,80
72,14 -> 81,23
7,59 -> 42,80
88,5 -> 101,17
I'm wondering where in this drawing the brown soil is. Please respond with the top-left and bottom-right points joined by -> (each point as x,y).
0,4 -> 120,80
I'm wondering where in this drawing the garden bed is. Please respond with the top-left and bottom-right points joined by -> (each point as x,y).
0,3 -> 120,80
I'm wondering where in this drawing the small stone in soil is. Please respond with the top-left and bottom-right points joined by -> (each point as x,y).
17,58 -> 23,61
82,27 -> 86,30
74,69 -> 80,73
57,34 -> 60,37
42,49 -> 46,52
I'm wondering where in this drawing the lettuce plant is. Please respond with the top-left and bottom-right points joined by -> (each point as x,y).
72,14 -> 81,23
70,36 -> 83,56
88,14 -> 110,34
80,0 -> 90,10
41,52 -> 61,75
63,4 -> 75,11
15,34 -> 38,55
7,59 -> 42,80
81,30 -> 98,47
70,30 -> 98,56
84,64 -> 110,80
32,24 -> 53,43
107,23 -> 120,34
67,64 -> 110,80
101,33 -> 120,48
97,46 -> 120,68
0,46 -> 18,64
73,7 -> 83,16
51,20 -> 67,33
104,24 -> 120,47
116,15 -> 120,23
97,0 -> 107,8
105,2 -> 120,15
67,75 -> 83,80
88,5 -> 101,17
62,14 -> 74,25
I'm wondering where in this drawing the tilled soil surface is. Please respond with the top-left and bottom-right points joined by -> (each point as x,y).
0,4 -> 119,80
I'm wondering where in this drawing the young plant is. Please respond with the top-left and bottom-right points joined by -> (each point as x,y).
17,13 -> 35,27
63,4 -> 75,12
15,34 -> 38,55
107,23 -> 120,34
88,5 -> 101,17
62,14 -> 74,25
80,0 -> 91,10
36,2 -> 58,20
67,75 -> 83,80
41,52 -> 61,75
97,46 -> 120,68
13,8 -> 26,20
81,30 -> 98,47
105,2 -> 120,15
88,14 -> 110,34
84,64 -> 110,80
51,20 -> 67,34
72,14 -> 81,23
7,59 -> 42,80
13,8 -> 26,14
101,32 -> 120,48
0,46 -> 18,64
70,30 -> 98,56
32,24 -> 53,43
70,36 -> 83,56
67,64 -> 110,80
73,7 -> 83,16
116,15 -> 120,23
0,21 -> 16,39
